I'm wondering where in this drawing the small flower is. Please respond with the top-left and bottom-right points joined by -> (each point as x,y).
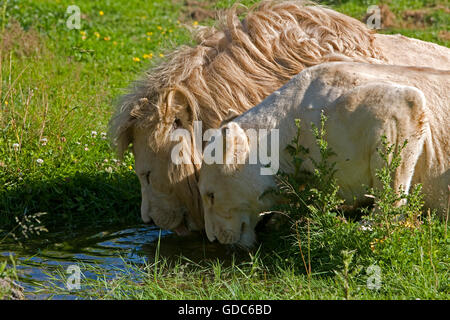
128,165 -> 133,170
105,167 -> 113,173
193,21 -> 199,26
81,35 -> 87,41
103,36 -> 110,41
146,32 -> 153,36
113,41 -> 118,46
99,11 -> 104,16
84,147 -> 89,151
91,131 -> 97,138
143,53 -> 153,59
40,138 -> 48,146
61,137 -> 67,143
12,143 -> 20,151
133,57 -> 141,62
159,53 -> 164,58
101,132 -> 107,139
80,31 -> 86,36
103,159 -> 109,163
94,32 -> 100,38
36,158 -> 44,165
146,37 -> 151,41
4,101 -> 8,105
157,26 -> 162,30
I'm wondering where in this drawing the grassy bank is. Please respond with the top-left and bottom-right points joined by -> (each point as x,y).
0,0 -> 449,299
42,117 -> 449,299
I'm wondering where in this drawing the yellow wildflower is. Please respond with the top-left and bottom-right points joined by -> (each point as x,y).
104,36 -> 110,41
146,32 -> 153,36
159,53 -> 164,58
113,41 -> 118,46
80,31 -> 86,36
94,32 -> 100,38
193,21 -> 198,26
99,11 -> 104,16
370,237 -> 386,251
4,101 -> 8,105
147,37 -> 151,41
128,165 -> 133,170
133,57 -> 141,62
157,26 -> 162,30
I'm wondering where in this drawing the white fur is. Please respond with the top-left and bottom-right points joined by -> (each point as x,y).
198,62 -> 450,247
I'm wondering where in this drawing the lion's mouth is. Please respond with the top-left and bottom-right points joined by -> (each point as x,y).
172,214 -> 191,236
173,223 -> 191,236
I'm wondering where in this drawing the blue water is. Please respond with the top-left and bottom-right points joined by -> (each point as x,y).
0,225 -> 241,299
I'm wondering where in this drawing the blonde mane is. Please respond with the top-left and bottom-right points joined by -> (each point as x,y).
110,0 -> 384,194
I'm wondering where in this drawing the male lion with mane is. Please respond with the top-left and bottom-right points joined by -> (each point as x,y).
110,0 -> 450,235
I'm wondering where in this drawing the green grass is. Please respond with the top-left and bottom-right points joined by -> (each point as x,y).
40,115 -> 449,300
0,0 -> 448,299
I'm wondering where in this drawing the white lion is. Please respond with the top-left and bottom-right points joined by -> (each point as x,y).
198,62 -> 450,248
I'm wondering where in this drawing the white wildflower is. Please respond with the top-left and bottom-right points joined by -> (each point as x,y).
12,143 -> 20,151
105,167 -> 113,173
358,219 -> 373,232
101,132 -> 107,139
40,138 -> 48,146
36,158 -> 44,165
91,131 -> 97,138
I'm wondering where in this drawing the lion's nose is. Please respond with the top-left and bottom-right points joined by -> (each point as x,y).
141,212 -> 153,224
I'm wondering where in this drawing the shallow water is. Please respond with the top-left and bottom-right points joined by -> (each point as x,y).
0,224 -> 248,299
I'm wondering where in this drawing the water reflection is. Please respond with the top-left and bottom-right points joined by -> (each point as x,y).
0,224 -> 250,299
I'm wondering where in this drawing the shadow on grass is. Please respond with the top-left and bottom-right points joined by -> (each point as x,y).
0,170 -> 142,240
0,169 -> 256,267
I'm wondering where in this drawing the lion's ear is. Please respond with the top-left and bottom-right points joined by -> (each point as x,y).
221,122 -> 249,174
165,87 -> 200,132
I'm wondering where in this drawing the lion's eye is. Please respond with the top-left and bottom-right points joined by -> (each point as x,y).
173,118 -> 182,129
206,192 -> 214,205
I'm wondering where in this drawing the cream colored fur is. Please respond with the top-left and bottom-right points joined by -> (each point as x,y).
198,62 -> 450,248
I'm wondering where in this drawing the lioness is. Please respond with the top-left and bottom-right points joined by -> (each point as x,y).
198,62 -> 450,248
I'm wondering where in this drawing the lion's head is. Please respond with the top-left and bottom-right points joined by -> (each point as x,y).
109,0 -> 384,233
198,122 -> 278,248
